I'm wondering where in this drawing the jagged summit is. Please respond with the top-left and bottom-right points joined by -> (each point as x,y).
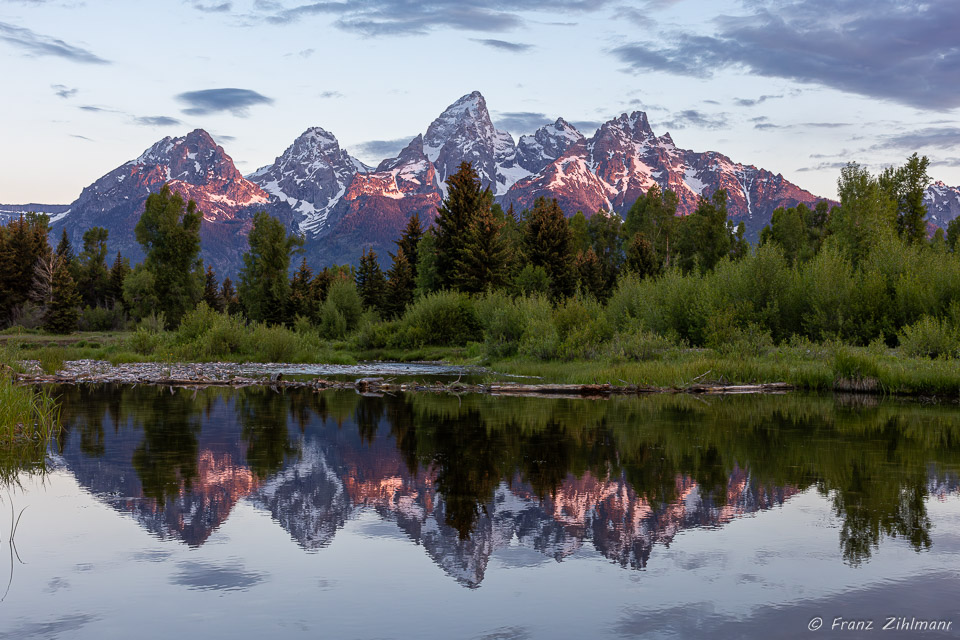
247,125 -> 370,235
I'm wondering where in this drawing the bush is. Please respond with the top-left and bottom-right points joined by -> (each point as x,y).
319,280 -> 363,339
78,303 -> 128,331
395,291 -> 480,348
139,310 -> 167,334
898,315 -> 960,359
252,323 -> 300,362
555,295 -> 612,359
603,327 -> 676,362
129,327 -> 163,355
9,302 -> 45,330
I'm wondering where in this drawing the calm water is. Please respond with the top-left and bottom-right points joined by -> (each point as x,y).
2,387 -> 960,639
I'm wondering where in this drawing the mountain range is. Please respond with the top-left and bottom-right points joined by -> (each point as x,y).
4,91 -> 958,275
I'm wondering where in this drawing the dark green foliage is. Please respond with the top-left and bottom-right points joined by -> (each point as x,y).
77,226 -> 110,308
220,277 -> 241,316
414,228 -> 441,296
675,190 -> 734,273
356,248 -> 387,315
397,213 -> 424,281
759,203 -> 826,266
434,162 -> 509,292
133,184 -> 204,324
0,213 -> 51,326
830,163 -> 897,265
238,210 -> 304,325
513,264 -> 551,297
624,232 -> 659,278
203,265 -> 223,312
575,248 -> 605,299
880,153 -> 931,245
586,211 -> 624,297
44,257 -> 80,334
947,217 -> 960,252
319,278 -> 363,339
108,252 -> 130,307
623,184 -> 679,269
385,247 -> 415,319
524,197 -> 575,300
568,211 -> 590,254
288,259 -> 317,323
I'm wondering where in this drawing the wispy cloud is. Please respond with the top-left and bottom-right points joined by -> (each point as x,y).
51,84 -> 77,99
734,94 -> 782,108
493,111 -> 552,132
659,109 -> 728,130
176,88 -> 274,116
133,116 -> 182,127
354,136 -> 415,160
190,1 -> 233,11
471,38 -> 533,52
257,0 -> 612,35
610,0 -> 960,110
874,127 -> 960,150
318,90 -> 343,98
0,21 -> 109,64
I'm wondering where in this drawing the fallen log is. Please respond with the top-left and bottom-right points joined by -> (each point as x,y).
487,383 -> 612,396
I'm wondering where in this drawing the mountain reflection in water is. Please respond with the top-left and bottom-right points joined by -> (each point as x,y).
45,387 -> 960,587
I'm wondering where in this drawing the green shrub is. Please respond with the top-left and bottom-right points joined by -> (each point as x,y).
898,315 -> 960,359
555,295 -> 612,359
138,310 -> 167,334
319,280 -> 363,339
129,327 -> 163,355
395,290 -> 480,348
78,303 -> 128,331
252,323 -> 300,362
603,327 -> 676,362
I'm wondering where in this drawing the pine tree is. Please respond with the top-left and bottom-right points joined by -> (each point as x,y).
108,252 -> 131,307
625,232 -> 659,279
220,277 -> 241,315
55,228 -> 74,263
0,214 -> 52,324
289,258 -> 316,322
569,211 -> 591,254
454,201 -> 511,293
238,210 -> 304,325
524,197 -> 575,300
44,258 -> 81,334
575,248 -> 604,299
587,211 -> 625,297
397,213 -> 424,281
203,265 -> 223,312
414,229 -> 441,296
356,249 -> 387,314
385,247 -> 415,319
435,162 -> 491,290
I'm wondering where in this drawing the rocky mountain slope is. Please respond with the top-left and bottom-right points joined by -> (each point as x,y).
32,91 -> 960,273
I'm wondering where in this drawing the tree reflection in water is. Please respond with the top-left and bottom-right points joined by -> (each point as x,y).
45,386 -> 960,568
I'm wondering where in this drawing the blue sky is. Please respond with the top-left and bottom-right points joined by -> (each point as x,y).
2,0 -> 959,204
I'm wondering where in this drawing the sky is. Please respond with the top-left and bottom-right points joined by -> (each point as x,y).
1,0 -> 959,204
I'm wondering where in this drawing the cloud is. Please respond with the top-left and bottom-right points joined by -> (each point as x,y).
176,88 -> 274,116
493,111 -> 552,132
659,109 -> 728,130
610,0 -> 960,110
471,38 -> 533,52
353,137 -> 415,160
134,116 -> 182,126
51,84 -> 77,99
78,105 -> 115,113
318,90 -> 343,98
733,94 -> 782,107
190,1 -> 232,11
258,0 -> 613,35
70,134 -> 93,141
0,21 -> 109,64
569,119 -> 602,133
796,161 -> 856,172
874,127 -> 960,150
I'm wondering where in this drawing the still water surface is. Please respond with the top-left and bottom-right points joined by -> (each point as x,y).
1,387 -> 959,639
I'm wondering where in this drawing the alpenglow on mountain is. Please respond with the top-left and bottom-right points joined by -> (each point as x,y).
31,90 -> 955,274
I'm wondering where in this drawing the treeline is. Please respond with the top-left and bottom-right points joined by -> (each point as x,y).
3,153 -> 960,361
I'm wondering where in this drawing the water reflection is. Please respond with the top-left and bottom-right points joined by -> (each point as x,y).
42,386 -> 960,585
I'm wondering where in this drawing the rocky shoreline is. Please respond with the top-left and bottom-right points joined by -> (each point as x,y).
9,359 -> 794,397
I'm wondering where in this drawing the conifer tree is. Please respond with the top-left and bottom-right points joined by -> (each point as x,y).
77,226 -> 110,308
55,228 -> 75,264
203,266 -> 223,312
625,232 -> 659,279
289,258 -> 316,322
434,162 -> 491,290
356,249 -> 387,314
397,213 -> 424,280
587,211 -> 625,297
524,197 -> 575,300
454,201 -> 511,293
220,277 -> 241,315
108,252 -> 131,307
0,214 -> 51,324
238,210 -> 304,325
414,229 -> 441,296
575,248 -> 604,299
569,211 -> 591,254
44,258 -> 81,334
385,246 -> 415,319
